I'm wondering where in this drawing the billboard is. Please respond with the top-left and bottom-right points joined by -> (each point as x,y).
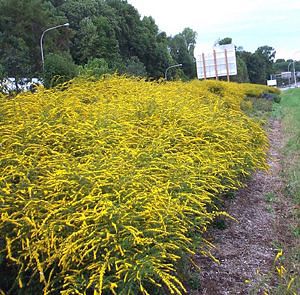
267,79 -> 277,86
196,44 -> 237,80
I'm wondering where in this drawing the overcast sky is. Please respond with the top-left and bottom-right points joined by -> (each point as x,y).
127,0 -> 300,60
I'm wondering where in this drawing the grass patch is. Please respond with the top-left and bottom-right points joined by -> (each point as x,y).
270,88 -> 300,294
281,88 -> 300,206
265,192 -> 277,203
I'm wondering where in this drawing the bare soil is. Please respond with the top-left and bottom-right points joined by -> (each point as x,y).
192,119 -> 291,294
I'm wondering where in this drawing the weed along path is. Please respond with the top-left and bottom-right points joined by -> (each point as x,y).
194,119 -> 284,294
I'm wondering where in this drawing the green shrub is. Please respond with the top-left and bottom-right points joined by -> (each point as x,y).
43,53 -> 78,88
79,58 -> 113,78
273,94 -> 281,103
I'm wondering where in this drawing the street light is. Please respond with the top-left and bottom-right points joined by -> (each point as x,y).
40,23 -> 69,71
288,60 -> 297,88
288,62 -> 292,87
292,60 -> 297,88
165,63 -> 183,80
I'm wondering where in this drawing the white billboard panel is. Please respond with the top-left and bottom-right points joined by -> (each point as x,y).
196,44 -> 237,79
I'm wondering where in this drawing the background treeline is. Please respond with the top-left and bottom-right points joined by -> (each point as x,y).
0,0 -> 197,85
216,37 -> 299,85
0,0 -> 298,87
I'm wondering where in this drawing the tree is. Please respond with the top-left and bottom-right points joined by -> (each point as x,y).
273,59 -> 288,73
74,16 -> 120,64
61,0 -> 104,30
137,16 -> 171,78
225,45 -> 249,83
123,56 -> 147,77
168,28 -> 197,79
216,37 -> 232,46
74,17 -> 99,63
105,0 -> 143,59
62,0 -> 121,65
255,46 -> 276,63
240,51 -> 266,84
254,45 -> 276,81
231,55 -> 249,83
0,37 -> 31,79
236,45 -> 276,84
181,27 -> 197,56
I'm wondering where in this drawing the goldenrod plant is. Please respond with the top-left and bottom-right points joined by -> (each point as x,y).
0,76 -> 272,294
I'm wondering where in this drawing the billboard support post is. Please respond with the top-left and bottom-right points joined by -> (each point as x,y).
213,50 -> 218,80
202,53 -> 207,80
224,49 -> 230,82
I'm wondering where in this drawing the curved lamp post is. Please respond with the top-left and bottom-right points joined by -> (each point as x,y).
165,63 -> 183,80
40,23 -> 69,71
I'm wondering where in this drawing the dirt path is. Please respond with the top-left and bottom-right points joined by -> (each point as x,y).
193,119 -> 285,294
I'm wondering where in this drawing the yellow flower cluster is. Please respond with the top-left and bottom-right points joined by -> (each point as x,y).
0,76 -> 270,294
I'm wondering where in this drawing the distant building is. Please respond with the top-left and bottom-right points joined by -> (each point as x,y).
281,72 -> 292,79
1,77 -> 43,93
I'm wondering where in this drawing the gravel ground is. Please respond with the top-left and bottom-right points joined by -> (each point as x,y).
192,119 -> 287,294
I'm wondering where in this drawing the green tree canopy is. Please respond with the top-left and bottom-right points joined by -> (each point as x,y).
216,37 -> 232,45
168,28 -> 197,79
0,0 -> 284,85
0,0 -> 69,79
61,0 -> 171,78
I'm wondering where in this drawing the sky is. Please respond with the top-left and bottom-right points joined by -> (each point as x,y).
127,0 -> 300,61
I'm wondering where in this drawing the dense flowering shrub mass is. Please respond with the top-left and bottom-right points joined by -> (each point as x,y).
0,76 -> 272,294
